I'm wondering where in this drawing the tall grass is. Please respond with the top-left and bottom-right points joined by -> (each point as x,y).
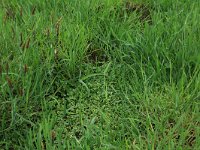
0,0 -> 200,149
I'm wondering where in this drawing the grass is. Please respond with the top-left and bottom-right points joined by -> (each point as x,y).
0,0 -> 200,149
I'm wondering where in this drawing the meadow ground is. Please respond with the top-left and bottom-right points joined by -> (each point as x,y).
0,0 -> 200,149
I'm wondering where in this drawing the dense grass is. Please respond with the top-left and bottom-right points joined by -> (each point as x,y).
0,0 -> 200,149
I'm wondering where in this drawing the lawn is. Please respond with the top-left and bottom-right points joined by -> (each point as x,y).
0,0 -> 200,149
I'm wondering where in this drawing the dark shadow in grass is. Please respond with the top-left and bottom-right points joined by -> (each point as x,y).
124,1 -> 152,24
87,42 -> 108,66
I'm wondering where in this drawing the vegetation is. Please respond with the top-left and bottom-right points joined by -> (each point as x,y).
0,0 -> 200,149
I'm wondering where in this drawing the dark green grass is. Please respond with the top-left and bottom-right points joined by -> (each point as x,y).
0,0 -> 200,149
